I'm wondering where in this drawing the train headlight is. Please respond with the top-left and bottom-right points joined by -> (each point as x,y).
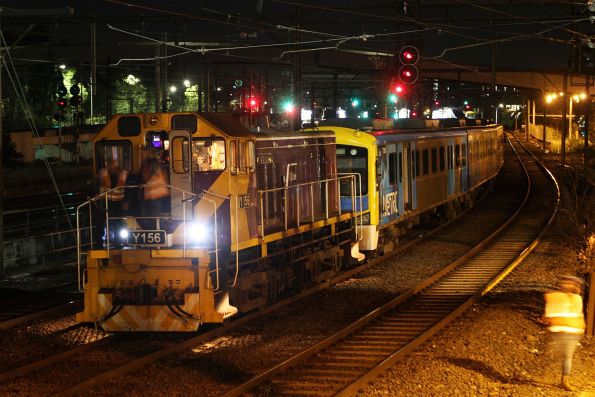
187,222 -> 210,244
119,229 -> 130,240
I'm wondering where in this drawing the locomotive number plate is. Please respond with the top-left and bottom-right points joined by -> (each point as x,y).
128,230 -> 166,246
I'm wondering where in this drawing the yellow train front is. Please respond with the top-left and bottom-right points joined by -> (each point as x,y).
76,112 -> 363,331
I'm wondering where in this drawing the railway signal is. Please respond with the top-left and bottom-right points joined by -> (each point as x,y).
69,84 -> 82,108
398,45 -> 419,85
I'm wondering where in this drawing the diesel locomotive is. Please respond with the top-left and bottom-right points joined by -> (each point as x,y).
75,112 -> 503,332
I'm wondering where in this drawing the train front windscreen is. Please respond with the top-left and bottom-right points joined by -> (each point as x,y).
336,145 -> 368,195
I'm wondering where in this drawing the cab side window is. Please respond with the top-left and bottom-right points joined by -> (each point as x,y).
231,140 -> 255,175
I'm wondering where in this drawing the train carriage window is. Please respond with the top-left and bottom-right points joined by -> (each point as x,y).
230,141 -> 237,172
455,144 -> 461,168
192,138 -> 226,172
230,140 -> 256,175
431,148 -> 437,173
462,144 -> 467,166
388,152 -> 397,184
95,140 -> 133,172
447,146 -> 453,170
422,149 -> 429,175
398,152 -> 402,181
439,147 -> 445,171
247,141 -> 255,171
412,150 -> 419,177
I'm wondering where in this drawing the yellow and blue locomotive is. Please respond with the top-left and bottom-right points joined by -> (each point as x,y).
76,112 -> 364,331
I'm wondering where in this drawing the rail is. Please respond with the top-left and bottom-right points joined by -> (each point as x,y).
219,132 -> 561,397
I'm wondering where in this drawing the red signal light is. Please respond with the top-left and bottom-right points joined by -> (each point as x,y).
394,84 -> 404,94
399,45 -> 419,65
57,98 -> 67,108
247,96 -> 260,112
398,65 -> 418,84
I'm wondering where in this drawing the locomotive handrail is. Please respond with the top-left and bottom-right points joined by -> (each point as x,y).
256,174 -> 362,238
76,184 -> 228,293
338,172 -> 363,240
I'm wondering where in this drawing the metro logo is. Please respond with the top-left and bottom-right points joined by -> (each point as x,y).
382,192 -> 398,218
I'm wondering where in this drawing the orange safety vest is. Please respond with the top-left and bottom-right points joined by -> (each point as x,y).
544,291 -> 586,334
144,169 -> 169,200
110,170 -> 128,202
99,168 -> 111,195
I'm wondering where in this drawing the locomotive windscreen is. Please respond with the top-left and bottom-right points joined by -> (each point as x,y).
336,144 -> 368,195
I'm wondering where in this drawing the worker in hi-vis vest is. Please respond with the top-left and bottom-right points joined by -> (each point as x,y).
99,159 -> 129,216
543,275 -> 586,391
142,156 -> 169,228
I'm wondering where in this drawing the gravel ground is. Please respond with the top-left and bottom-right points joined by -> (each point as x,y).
357,135 -> 595,396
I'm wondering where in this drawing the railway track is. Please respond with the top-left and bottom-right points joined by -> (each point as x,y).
0,135 -> 538,396
0,198 -> 499,396
219,133 -> 558,397
0,283 -> 82,330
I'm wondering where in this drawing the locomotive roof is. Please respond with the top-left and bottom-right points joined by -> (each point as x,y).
198,112 -> 253,138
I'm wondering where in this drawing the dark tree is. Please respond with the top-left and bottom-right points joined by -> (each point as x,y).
2,134 -> 24,167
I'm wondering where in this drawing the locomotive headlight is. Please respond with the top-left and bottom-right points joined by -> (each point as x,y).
187,221 -> 210,244
119,229 -> 130,240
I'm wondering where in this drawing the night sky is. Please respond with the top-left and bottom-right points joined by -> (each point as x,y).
1,1 -> 590,72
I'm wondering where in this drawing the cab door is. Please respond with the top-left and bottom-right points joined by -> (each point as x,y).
169,129 -> 193,220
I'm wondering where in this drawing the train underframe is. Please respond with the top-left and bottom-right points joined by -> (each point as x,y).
374,184 -> 491,256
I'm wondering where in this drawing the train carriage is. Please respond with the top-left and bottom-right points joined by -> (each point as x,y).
312,122 -> 504,254
76,112 -> 363,332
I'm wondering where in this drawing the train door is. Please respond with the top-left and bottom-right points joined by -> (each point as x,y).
399,143 -> 412,212
461,140 -> 469,192
447,139 -> 456,196
169,129 -> 193,220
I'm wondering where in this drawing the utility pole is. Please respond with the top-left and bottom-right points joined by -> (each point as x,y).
90,22 -> 96,122
543,101 -> 547,151
155,42 -> 161,113
0,18 -> 4,279
561,72 -> 568,165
